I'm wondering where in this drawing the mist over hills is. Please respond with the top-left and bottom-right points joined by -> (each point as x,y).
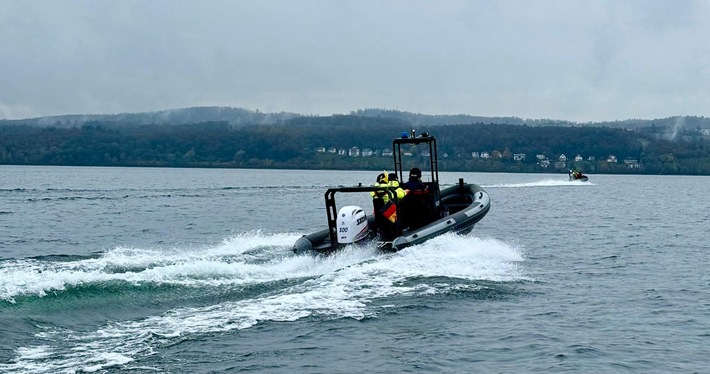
0,107 -> 301,128
2,106 -> 709,130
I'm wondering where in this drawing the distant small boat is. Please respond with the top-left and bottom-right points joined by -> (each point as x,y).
569,169 -> 589,182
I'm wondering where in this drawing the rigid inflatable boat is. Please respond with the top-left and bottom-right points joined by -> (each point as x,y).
293,131 -> 491,255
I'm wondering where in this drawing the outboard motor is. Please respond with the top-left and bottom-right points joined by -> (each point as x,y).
337,205 -> 370,244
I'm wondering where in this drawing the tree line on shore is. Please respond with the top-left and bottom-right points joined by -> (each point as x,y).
1,114 -> 709,175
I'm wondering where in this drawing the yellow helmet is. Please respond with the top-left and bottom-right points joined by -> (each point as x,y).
376,171 -> 389,184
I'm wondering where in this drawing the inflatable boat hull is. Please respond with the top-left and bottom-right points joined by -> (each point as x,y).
293,183 -> 490,255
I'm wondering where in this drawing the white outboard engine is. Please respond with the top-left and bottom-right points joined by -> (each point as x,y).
337,205 -> 370,244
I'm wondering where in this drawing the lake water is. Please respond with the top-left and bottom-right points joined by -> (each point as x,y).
1,166 -> 709,373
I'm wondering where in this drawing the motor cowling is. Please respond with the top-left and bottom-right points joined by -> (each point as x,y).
337,205 -> 369,244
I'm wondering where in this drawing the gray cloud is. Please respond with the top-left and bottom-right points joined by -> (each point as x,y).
1,0 -> 709,122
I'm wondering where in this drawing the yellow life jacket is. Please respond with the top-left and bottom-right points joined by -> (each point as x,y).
388,180 -> 406,201
371,180 -> 406,203
371,182 -> 392,202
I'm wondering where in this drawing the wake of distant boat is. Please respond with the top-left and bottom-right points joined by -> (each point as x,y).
484,179 -> 595,188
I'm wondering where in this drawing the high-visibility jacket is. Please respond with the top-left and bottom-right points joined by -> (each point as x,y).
371,180 -> 406,203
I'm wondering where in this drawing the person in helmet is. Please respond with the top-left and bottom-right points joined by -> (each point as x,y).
371,172 -> 389,202
370,171 -> 406,203
371,171 -> 407,241
402,167 -> 427,192
387,172 -> 409,195
400,167 -> 434,230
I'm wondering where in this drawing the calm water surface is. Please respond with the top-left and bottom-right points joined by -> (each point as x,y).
1,166 -> 709,373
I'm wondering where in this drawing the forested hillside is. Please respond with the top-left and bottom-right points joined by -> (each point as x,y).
1,114 -> 709,174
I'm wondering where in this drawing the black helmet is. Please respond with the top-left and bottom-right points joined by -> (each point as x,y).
409,167 -> 422,179
388,172 -> 398,182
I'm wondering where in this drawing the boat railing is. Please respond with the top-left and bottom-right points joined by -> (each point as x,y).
392,134 -> 439,187
323,185 -> 403,250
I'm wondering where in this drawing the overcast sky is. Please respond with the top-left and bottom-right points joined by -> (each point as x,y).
1,1 -> 709,122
